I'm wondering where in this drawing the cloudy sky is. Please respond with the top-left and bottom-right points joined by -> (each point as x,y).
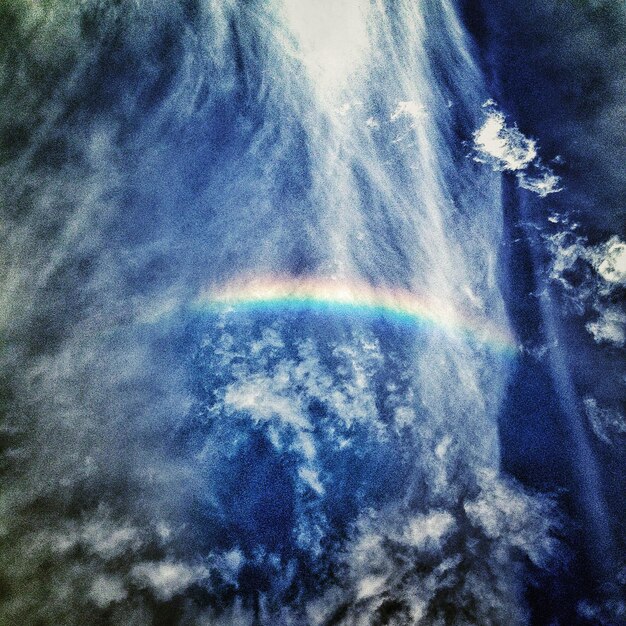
0,1 -> 624,625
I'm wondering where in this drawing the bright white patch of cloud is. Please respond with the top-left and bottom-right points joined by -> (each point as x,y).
473,102 -> 562,197
155,521 -> 172,540
592,236 -> 626,285
80,519 -> 142,560
401,510 -> 455,549
390,100 -> 427,122
393,405 -> 415,428
298,466 -> 325,495
473,108 -> 537,171
586,306 -> 626,347
224,379 -> 311,431
281,0 -> 372,94
356,575 -> 387,600
216,548 -> 245,584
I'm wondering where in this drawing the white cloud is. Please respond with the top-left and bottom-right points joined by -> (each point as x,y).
356,575 -> 387,601
80,519 -> 142,560
215,548 -> 245,584
131,561 -> 209,600
298,466 -> 325,495
250,328 -> 285,354
318,470 -> 558,625
401,510 -> 456,549
464,469 -> 558,568
212,328 -> 395,507
586,306 -> 626,347
217,328 -> 388,453
518,169 -> 563,198
281,0 -> 372,94
48,511 -> 144,561
473,108 -> 537,171
473,102 -> 562,197
89,575 -> 127,608
390,100 -> 427,123
224,378 -> 311,431
546,230 -> 626,347
592,236 -> 626,285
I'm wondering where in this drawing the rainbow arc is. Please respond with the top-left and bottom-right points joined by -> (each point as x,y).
194,275 -> 518,354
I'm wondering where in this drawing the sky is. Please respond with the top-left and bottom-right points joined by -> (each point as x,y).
0,1 -> 624,625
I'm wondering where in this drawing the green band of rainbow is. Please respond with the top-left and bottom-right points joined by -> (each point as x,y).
194,276 -> 519,355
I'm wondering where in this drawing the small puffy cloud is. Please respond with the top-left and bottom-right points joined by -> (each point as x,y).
518,169 -> 563,198
592,236 -> 626,285
400,510 -> 455,550
473,101 -> 562,197
473,106 -> 537,171
214,548 -> 245,585
586,306 -> 626,347
89,575 -> 127,608
390,100 -> 427,123
250,328 -> 285,354
224,379 -> 311,431
355,575 -> 387,601
546,229 -> 626,347
131,561 -> 210,600
80,519 -> 142,560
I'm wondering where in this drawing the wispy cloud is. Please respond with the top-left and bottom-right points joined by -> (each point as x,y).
583,397 -> 626,446
546,228 -> 626,348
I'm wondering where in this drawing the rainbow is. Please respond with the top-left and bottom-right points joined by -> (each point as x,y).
194,275 -> 519,354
